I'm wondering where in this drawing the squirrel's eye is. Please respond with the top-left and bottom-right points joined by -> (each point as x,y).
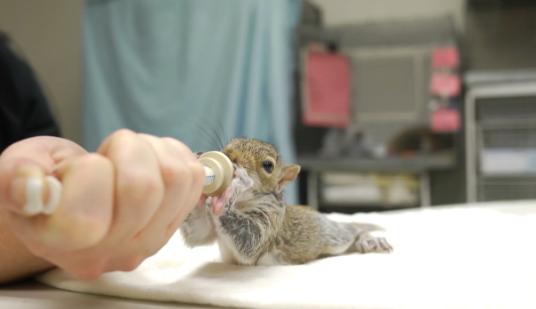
262,160 -> 274,173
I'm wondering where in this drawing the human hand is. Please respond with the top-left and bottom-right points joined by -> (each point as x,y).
0,130 -> 204,279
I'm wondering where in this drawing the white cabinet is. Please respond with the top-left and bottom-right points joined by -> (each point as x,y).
465,75 -> 536,202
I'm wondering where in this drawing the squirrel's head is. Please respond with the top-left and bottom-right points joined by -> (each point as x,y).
223,138 -> 300,196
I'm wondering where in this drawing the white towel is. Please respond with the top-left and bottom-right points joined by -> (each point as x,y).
39,201 -> 536,309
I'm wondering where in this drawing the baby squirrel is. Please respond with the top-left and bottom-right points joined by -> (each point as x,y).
181,138 -> 392,265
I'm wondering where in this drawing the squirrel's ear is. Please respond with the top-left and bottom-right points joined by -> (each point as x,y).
278,164 -> 301,189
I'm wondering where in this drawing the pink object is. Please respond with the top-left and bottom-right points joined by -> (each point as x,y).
431,107 -> 460,133
430,72 -> 461,97
432,46 -> 460,69
302,50 -> 351,128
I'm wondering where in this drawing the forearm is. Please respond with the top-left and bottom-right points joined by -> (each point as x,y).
0,215 -> 52,284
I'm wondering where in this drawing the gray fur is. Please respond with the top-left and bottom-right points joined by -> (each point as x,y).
180,204 -> 216,247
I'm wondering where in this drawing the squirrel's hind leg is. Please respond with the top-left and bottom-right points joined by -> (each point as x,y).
322,221 -> 393,255
320,222 -> 359,255
353,233 -> 393,253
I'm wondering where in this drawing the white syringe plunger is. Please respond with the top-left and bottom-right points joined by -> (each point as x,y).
198,151 -> 234,196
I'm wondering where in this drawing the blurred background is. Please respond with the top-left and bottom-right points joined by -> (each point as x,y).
1,0 -> 535,211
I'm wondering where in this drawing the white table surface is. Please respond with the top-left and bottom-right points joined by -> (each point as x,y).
0,280 -> 230,309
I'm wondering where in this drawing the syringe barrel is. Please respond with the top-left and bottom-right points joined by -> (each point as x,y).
204,166 -> 216,185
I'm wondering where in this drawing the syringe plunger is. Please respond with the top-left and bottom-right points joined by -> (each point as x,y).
19,151 -> 234,217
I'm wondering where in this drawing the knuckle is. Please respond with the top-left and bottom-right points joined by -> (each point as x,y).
190,162 -> 205,185
112,129 -> 135,139
162,138 -> 194,157
43,215 -> 109,251
119,170 -> 163,202
168,211 -> 189,234
161,137 -> 179,145
99,129 -> 137,154
142,243 -> 163,258
71,270 -> 100,281
114,255 -> 144,272
77,153 -> 112,169
25,242 -> 48,259
162,137 -> 187,150
69,260 -> 107,280
160,161 -> 188,186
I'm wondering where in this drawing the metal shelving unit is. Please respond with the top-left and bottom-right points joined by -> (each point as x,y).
465,77 -> 536,202
298,153 -> 455,210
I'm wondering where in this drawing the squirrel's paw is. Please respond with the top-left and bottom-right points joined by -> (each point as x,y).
354,235 -> 393,253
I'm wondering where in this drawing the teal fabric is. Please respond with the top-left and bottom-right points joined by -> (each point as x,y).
83,0 -> 300,203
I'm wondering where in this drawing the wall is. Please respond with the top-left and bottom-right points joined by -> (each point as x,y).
0,0 -> 83,143
464,5 -> 536,70
310,0 -> 465,30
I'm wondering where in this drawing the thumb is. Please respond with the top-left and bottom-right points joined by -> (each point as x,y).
0,159 -> 51,216
0,136 -> 86,215
4,154 -> 115,253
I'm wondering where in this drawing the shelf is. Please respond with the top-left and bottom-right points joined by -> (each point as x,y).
479,174 -> 536,180
478,119 -> 536,130
319,203 -> 419,213
297,152 -> 456,173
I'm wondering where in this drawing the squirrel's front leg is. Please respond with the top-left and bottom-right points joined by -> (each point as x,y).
214,201 -> 284,265
180,202 -> 217,247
